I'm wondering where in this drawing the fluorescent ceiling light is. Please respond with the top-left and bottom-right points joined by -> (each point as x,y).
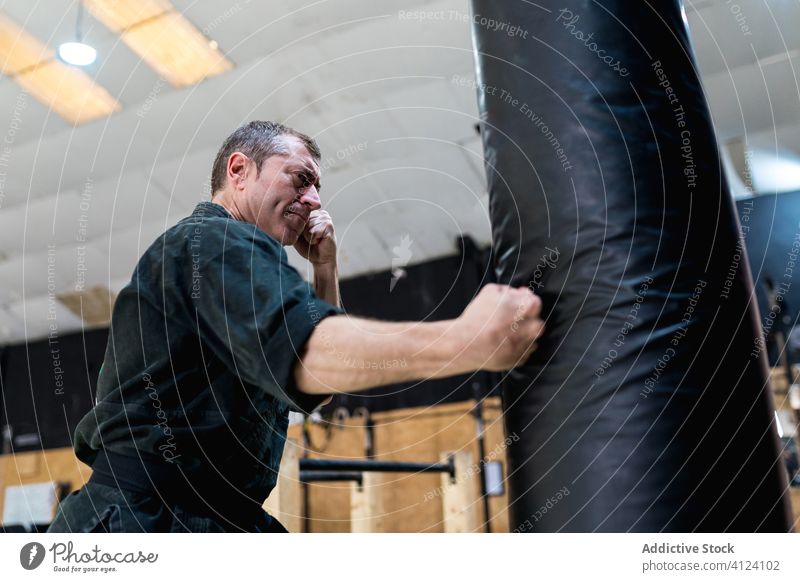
0,11 -> 120,125
83,0 -> 172,33
0,11 -> 52,75
57,41 -> 97,66
15,61 -> 120,125
85,0 -> 234,87
57,2 -> 97,67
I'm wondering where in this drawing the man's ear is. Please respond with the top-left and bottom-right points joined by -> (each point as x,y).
227,152 -> 251,191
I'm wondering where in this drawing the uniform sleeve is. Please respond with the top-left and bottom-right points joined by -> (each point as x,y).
174,220 -> 342,413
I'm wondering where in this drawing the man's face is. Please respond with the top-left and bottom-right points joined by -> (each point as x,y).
239,135 -> 322,245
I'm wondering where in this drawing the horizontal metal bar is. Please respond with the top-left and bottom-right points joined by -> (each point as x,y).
300,457 -> 455,477
299,470 -> 362,484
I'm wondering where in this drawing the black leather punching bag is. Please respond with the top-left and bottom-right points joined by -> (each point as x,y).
470,0 -> 793,531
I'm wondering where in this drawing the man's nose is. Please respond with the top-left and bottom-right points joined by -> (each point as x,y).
299,185 -> 321,210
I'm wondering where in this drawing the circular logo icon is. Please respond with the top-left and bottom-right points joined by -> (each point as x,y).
20,542 -> 46,570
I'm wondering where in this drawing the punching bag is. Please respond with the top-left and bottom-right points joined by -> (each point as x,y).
470,0 -> 793,531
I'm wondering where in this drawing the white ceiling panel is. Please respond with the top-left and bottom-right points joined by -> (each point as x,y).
99,220 -> 181,283
379,79 -> 478,145
314,166 -> 389,217
0,191 -> 81,256
687,0 -> 800,76
0,242 -> 104,304
0,113 -> 161,207
0,304 -> 24,342
148,147 -> 217,213
457,135 -> 488,186
327,219 -> 394,276
0,82 -> 62,146
703,54 -> 800,141
79,170 -> 176,240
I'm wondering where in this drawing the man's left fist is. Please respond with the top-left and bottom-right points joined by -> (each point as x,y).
294,209 -> 337,265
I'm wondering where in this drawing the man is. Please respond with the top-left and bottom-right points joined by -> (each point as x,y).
48,121 -> 544,533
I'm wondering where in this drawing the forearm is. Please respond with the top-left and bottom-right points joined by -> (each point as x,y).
313,263 -> 340,307
295,283 -> 547,396
295,315 -> 474,395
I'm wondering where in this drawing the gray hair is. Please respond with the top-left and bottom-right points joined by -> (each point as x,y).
211,120 -> 321,194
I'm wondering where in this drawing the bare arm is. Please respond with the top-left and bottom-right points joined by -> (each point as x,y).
295,284 -> 544,395
312,263 -> 340,307
295,209 -> 340,306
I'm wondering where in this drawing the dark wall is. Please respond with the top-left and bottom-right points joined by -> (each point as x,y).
0,328 -> 108,452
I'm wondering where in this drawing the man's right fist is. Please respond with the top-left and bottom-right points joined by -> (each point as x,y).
455,283 -> 545,372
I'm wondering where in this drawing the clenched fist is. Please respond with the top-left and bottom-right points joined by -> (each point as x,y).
293,209 -> 337,265
455,283 -> 545,371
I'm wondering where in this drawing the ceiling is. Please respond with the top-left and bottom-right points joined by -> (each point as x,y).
0,0 -> 798,344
